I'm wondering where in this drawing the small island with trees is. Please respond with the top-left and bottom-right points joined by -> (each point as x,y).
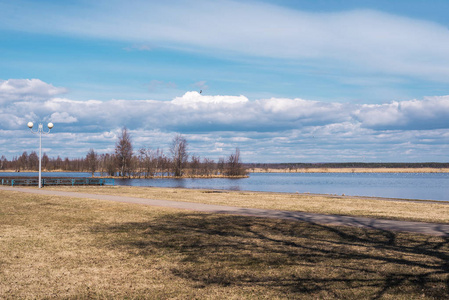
0,127 -> 248,178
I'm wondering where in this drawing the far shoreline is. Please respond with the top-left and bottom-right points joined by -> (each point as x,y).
249,167 -> 449,173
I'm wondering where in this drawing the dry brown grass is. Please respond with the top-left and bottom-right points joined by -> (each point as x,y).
1,189 -> 448,299
45,186 -> 449,224
251,167 -> 449,173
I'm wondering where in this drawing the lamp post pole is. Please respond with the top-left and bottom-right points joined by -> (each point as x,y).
28,122 -> 54,188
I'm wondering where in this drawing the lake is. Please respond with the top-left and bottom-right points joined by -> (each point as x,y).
2,171 -> 449,202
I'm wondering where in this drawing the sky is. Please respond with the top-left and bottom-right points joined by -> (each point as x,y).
1,0 -> 449,163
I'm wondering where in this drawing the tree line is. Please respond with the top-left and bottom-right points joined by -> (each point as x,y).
1,128 -> 247,178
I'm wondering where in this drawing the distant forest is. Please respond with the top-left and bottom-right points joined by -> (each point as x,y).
245,162 -> 449,170
0,128 -> 247,178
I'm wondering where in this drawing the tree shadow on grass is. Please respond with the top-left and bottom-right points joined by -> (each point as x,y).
92,213 -> 449,299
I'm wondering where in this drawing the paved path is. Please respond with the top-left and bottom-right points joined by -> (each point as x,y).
2,186 -> 449,237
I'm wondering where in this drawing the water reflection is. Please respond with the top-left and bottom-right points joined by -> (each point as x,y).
173,178 -> 186,189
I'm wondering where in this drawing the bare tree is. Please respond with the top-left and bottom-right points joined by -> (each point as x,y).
98,154 -> 106,176
104,153 -> 117,176
42,153 -> 49,171
225,148 -> 246,176
28,151 -> 39,171
190,155 -> 201,176
170,134 -> 188,177
64,157 -> 70,170
202,158 -> 215,176
18,152 -> 28,171
217,157 -> 225,175
157,149 -> 170,176
0,155 -> 6,170
53,156 -> 62,170
139,147 -> 157,178
153,148 -> 163,176
129,155 -> 139,178
85,148 -> 98,177
115,127 -> 133,177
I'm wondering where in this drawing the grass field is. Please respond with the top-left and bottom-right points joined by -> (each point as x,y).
1,188 -> 449,299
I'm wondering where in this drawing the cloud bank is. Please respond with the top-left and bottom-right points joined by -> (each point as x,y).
0,79 -> 67,104
1,79 -> 449,162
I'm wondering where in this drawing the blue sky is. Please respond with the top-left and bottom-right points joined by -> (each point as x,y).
1,0 -> 449,163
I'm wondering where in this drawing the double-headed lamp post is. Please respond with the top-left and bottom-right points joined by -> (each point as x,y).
28,122 -> 54,188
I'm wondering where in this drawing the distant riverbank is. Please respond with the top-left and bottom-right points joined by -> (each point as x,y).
250,167 -> 449,173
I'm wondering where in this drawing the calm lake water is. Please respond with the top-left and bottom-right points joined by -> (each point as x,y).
2,171 -> 449,202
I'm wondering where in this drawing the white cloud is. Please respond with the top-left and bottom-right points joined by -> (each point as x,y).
0,79 -> 67,104
50,112 -> 78,123
256,98 -> 349,125
355,97 -> 449,129
172,91 -> 248,106
0,114 -> 26,129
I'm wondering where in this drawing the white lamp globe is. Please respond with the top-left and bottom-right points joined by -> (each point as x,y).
27,122 -> 34,129
47,122 -> 54,129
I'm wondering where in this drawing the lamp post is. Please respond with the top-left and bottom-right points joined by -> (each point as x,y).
28,122 -> 54,188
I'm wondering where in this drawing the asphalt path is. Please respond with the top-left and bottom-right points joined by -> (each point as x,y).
2,186 -> 449,237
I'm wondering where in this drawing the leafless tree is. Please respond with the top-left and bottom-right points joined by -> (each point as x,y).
17,151 -> 28,171
0,155 -> 6,170
129,155 -> 139,178
64,157 -> 70,170
217,157 -> 225,175
115,127 -> 133,177
170,134 -> 188,177
201,158 -> 215,176
54,156 -> 62,170
28,151 -> 39,171
190,155 -> 201,176
138,147 -> 155,178
104,153 -> 117,176
85,148 -> 98,177
42,153 -> 49,170
153,148 -> 163,176
157,149 -> 170,176
98,154 -> 106,176
225,148 -> 246,176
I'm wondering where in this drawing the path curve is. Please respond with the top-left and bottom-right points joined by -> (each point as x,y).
2,186 -> 449,237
